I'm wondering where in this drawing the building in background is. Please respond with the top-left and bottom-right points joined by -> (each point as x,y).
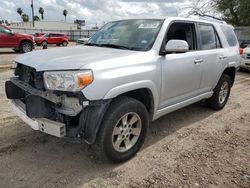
10,21 -> 78,30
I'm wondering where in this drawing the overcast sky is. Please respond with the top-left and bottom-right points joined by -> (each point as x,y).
0,0 -> 191,25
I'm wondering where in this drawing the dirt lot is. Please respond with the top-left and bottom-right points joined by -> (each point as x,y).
0,48 -> 249,188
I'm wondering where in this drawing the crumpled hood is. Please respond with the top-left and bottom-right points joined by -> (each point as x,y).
15,45 -> 140,71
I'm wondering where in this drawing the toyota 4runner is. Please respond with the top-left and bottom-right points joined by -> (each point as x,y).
5,18 -> 240,162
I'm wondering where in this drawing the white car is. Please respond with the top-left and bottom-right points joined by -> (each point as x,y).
240,45 -> 250,71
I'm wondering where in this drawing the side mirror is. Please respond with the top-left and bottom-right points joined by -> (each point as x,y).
165,40 -> 189,53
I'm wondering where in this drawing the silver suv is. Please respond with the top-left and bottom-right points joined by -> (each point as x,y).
5,17 -> 240,162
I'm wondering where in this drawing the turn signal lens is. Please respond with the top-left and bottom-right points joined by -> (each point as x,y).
77,71 -> 93,88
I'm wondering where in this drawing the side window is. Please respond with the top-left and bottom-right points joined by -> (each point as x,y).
198,24 -> 219,50
0,26 -> 11,35
165,22 -> 197,50
220,26 -> 238,47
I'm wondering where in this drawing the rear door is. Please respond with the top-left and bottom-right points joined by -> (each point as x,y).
196,23 -> 225,92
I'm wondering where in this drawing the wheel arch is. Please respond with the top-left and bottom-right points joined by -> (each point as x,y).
221,67 -> 236,87
103,81 -> 159,118
19,39 -> 33,48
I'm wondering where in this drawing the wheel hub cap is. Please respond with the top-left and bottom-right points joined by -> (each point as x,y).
112,112 -> 142,152
219,81 -> 229,104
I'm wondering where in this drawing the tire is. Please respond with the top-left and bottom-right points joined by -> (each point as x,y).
93,96 -> 149,163
62,41 -> 68,46
20,41 -> 32,53
206,74 -> 232,110
41,41 -> 48,47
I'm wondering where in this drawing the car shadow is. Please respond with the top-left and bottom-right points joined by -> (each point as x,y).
0,51 -> 21,55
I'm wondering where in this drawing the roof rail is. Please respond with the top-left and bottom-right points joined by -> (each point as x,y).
197,14 -> 226,24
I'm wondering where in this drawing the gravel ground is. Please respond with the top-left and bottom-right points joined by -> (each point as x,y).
0,51 -> 249,187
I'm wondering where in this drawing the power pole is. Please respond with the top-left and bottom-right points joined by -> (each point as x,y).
31,0 -> 35,27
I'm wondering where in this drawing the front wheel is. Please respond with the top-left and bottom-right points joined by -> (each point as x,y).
93,97 -> 149,163
206,74 -> 232,110
20,41 -> 32,53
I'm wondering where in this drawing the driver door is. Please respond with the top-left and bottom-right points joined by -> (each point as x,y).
0,26 -> 15,47
160,22 -> 203,108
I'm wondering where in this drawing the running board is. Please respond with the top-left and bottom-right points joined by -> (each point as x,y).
153,92 -> 213,120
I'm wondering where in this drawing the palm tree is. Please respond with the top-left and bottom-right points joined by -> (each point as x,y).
63,9 -> 68,22
17,8 -> 23,16
21,14 -> 29,22
39,7 -> 44,20
34,16 -> 40,21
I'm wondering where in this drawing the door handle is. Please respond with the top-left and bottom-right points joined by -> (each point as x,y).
219,55 -> 227,60
194,59 -> 203,64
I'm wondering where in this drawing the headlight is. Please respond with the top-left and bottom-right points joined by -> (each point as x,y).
43,70 -> 93,92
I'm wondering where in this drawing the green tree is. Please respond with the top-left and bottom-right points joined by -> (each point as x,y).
34,15 -> 40,21
17,8 -> 23,16
39,7 -> 44,20
214,0 -> 250,26
63,9 -> 68,22
21,14 -> 29,22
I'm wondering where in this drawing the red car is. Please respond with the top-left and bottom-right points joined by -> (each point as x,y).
35,33 -> 69,46
0,24 -> 35,53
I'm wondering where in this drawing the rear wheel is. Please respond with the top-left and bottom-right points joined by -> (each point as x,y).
206,74 -> 232,110
20,41 -> 32,53
41,41 -> 48,47
93,97 -> 149,163
62,41 -> 68,46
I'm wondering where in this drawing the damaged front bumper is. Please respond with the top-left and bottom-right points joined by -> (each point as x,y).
5,77 -> 111,143
10,99 -> 66,137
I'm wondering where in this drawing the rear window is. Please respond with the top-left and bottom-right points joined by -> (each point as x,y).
220,26 -> 238,47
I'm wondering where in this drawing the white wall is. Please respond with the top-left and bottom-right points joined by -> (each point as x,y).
10,21 -> 78,30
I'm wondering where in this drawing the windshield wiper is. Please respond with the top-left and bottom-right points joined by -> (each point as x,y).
99,44 -> 131,50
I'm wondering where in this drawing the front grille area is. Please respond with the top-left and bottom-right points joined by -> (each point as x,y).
14,63 -> 45,90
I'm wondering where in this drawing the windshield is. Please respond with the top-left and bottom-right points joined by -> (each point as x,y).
43,33 -> 49,37
87,19 -> 164,51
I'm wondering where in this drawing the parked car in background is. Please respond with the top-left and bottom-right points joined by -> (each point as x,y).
34,32 -> 46,37
35,33 -> 68,46
240,40 -> 250,49
0,24 -> 35,53
76,37 -> 89,45
240,45 -> 250,72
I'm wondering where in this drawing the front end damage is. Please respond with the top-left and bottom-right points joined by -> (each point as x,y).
5,64 -> 110,144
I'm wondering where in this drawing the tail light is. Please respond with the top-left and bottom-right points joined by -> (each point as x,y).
239,48 -> 244,55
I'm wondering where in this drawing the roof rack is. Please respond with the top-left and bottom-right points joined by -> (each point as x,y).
197,14 -> 226,24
